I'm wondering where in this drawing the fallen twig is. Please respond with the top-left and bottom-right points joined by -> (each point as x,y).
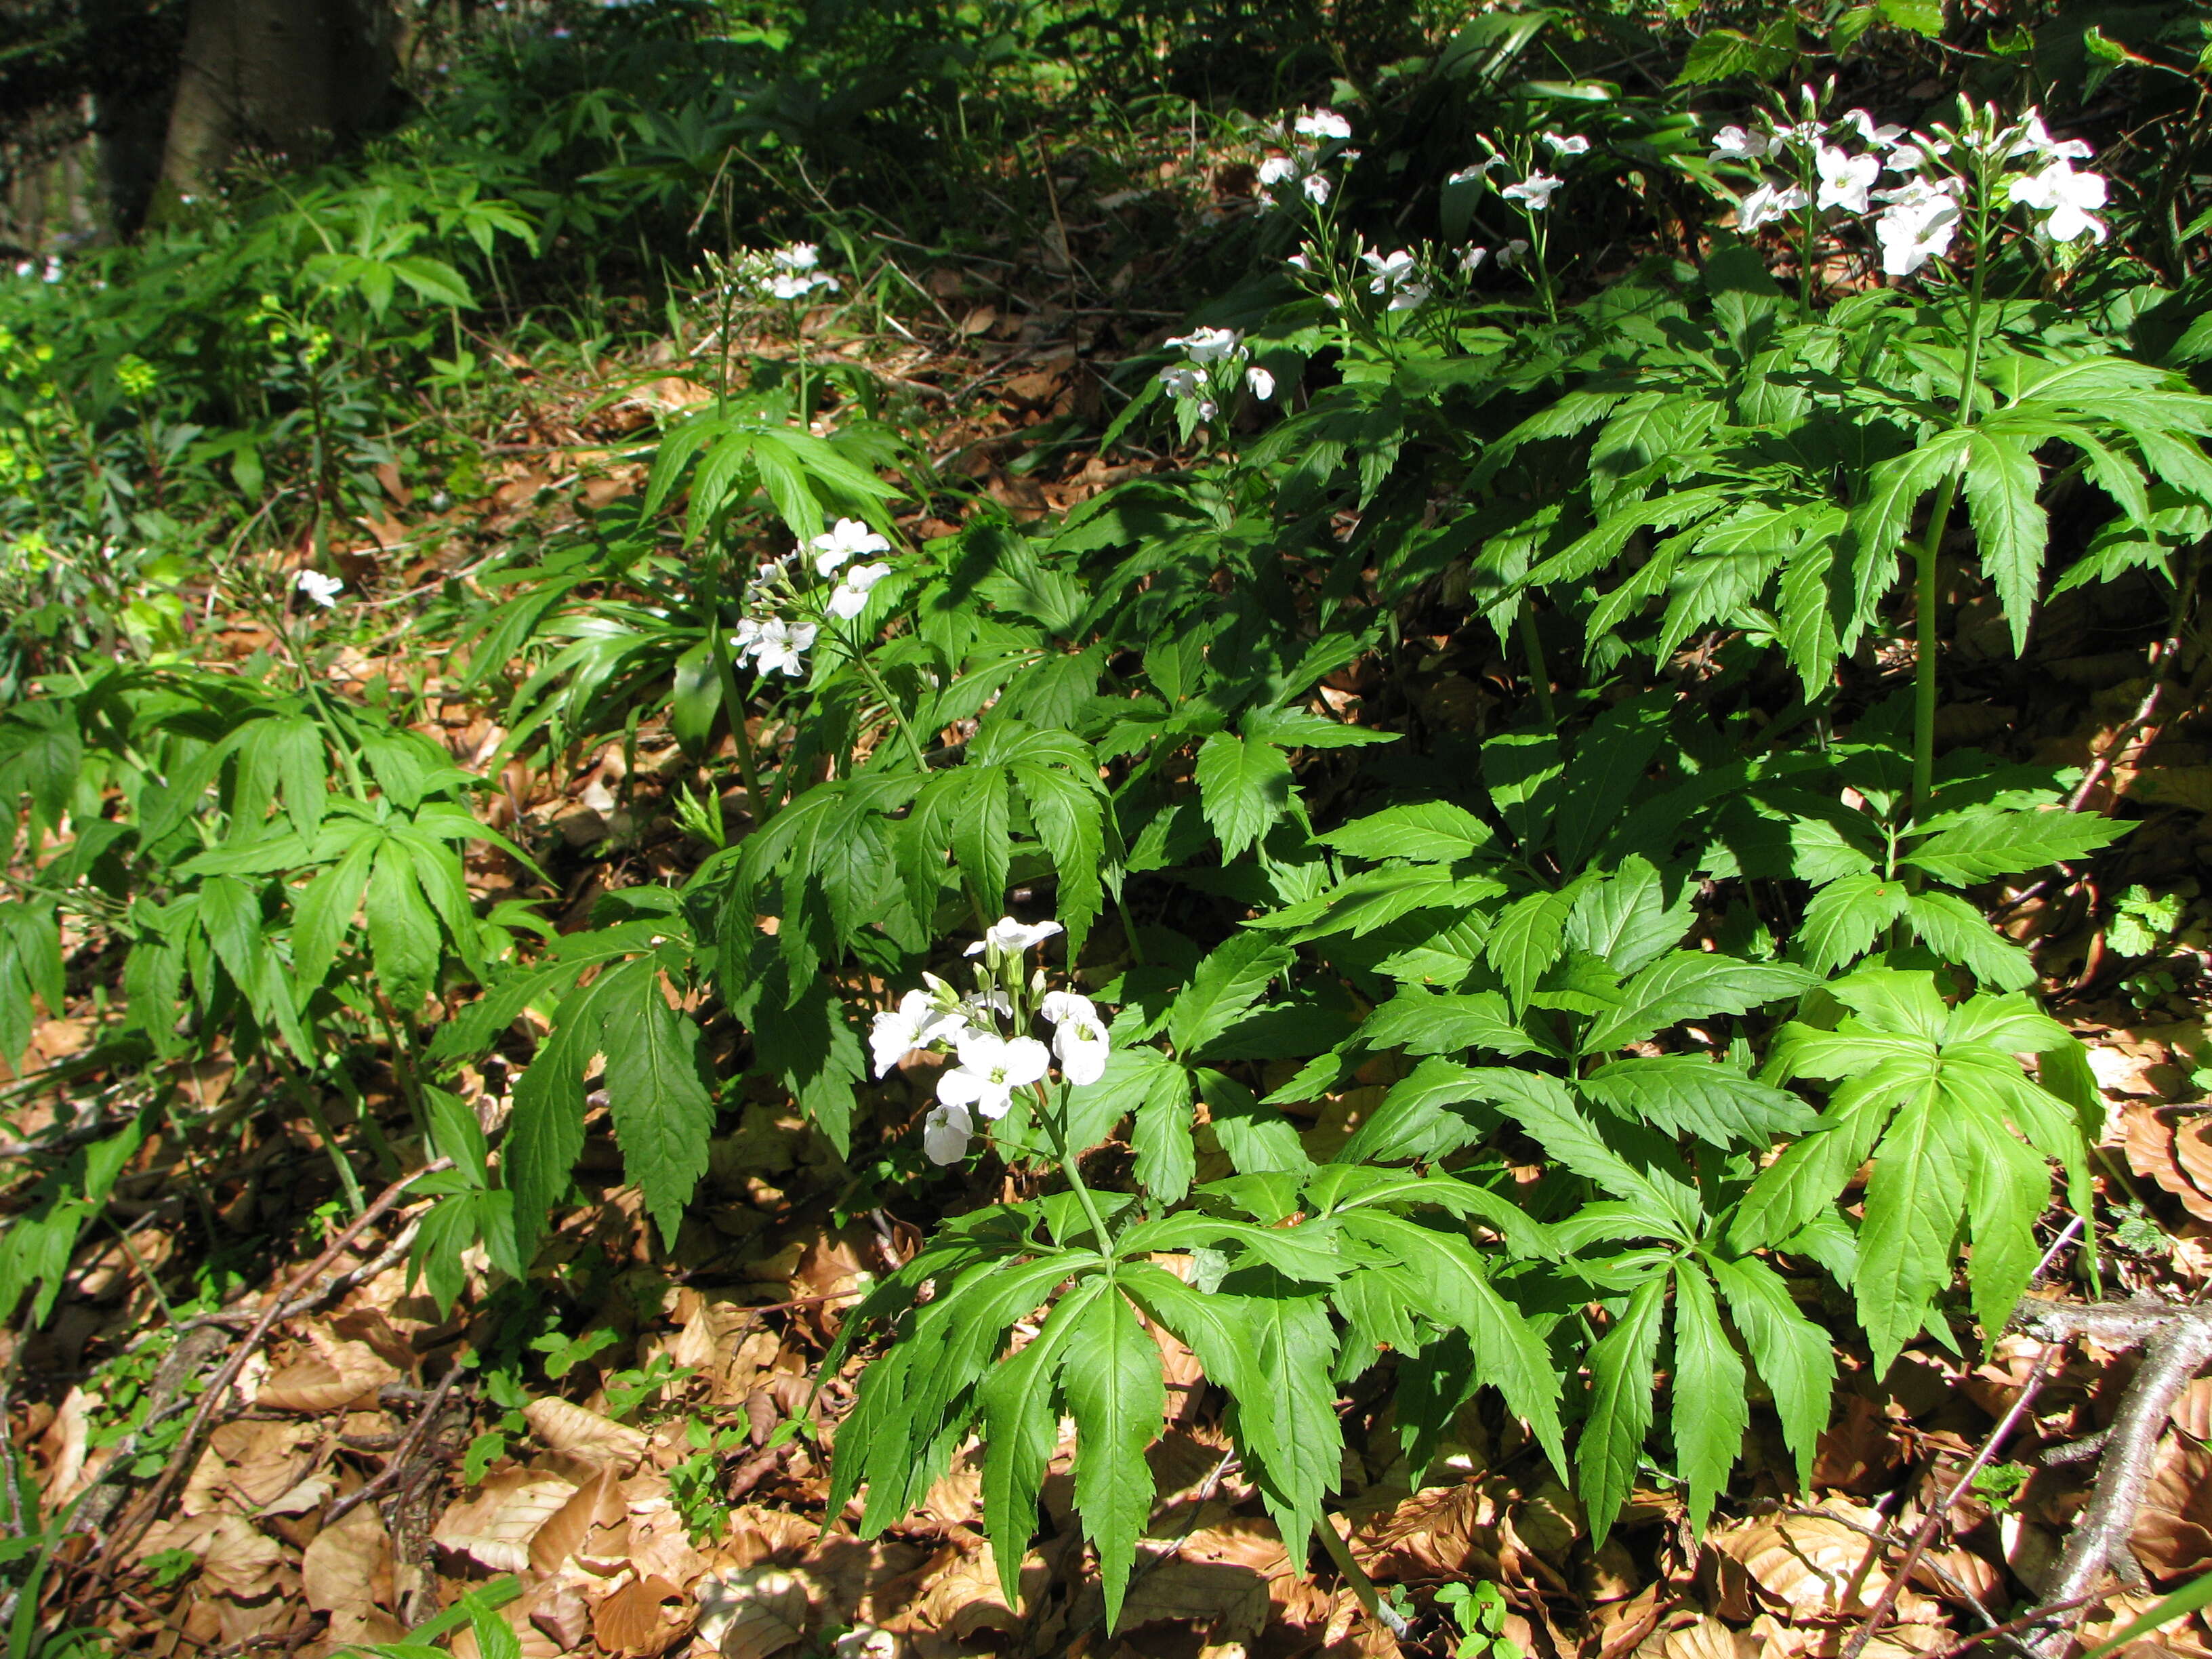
81,1161 -> 451,1593
325,1362 -> 470,1525
2012,1297 -> 2212,1656
1841,1345 -> 2060,1659
1925,1595 -> 2102,1659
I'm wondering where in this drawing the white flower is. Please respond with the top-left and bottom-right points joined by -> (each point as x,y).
1166,325 -> 1245,364
827,561 -> 892,619
1814,144 -> 1881,213
811,516 -> 892,575
870,989 -> 963,1078
1158,363 -> 1212,412
2009,110 -> 2094,164
1542,132 -> 1591,157
922,1101 -> 974,1164
772,243 -> 820,271
1841,109 -> 1905,149
1710,124 -> 1773,160
1286,250 -> 1313,272
937,1031 -> 1051,1119
1041,990 -> 1098,1027
1448,157 -> 1510,186
294,569 -> 344,608
2010,158 -> 2108,243
1885,137 -> 1952,173
1456,245 -> 1489,274
1387,281 -> 1431,312
1052,1012 -> 1111,1086
1738,181 -> 1811,232
744,618 -> 817,676
1496,239 -> 1530,270
966,916 -> 1065,958
1361,247 -> 1418,292
1873,179 -> 1963,274
1244,365 -> 1275,400
1300,173 -> 1332,205
1294,108 -> 1353,140
1502,171 -> 1563,210
766,271 -> 838,301
1257,156 -> 1298,186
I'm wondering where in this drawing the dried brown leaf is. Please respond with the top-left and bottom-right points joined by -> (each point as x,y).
593,1574 -> 692,1658
302,1501 -> 392,1616
432,1469 -> 580,1572
258,1340 -> 401,1413
696,1566 -> 812,1659
526,1397 -> 651,1467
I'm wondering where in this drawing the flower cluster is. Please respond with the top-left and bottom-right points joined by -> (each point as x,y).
725,242 -> 842,305
729,516 -> 897,678
1361,247 -> 1430,312
867,916 -> 1113,1166
1710,97 -> 2108,278
1254,107 -> 1355,210
1156,326 -> 1273,422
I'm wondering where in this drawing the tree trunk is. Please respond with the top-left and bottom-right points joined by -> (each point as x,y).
150,0 -> 393,215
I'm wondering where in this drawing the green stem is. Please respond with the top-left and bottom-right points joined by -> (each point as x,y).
1033,1080 -> 1112,1253
701,556 -> 771,823
1315,1516 -> 1409,1638
1517,598 -> 1558,728
840,626 -> 929,774
1909,472 -> 1960,823
274,1056 -> 365,1215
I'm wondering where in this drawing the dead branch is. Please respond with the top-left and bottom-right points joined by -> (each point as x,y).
2011,1298 -> 2212,1656
77,1161 -> 452,1596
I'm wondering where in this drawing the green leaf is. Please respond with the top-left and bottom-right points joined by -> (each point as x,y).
1337,1057 -> 1499,1164
1580,1056 -> 1818,1147
1563,858 -> 1690,977
1963,430 -> 2047,654
1798,872 -> 1905,975
1062,1288 -> 1163,1632
1131,1065 -> 1198,1206
1334,1210 -> 1565,1471
1198,1069 -> 1312,1175
1486,886 -> 1577,1010
1167,935 -> 1296,1057
1706,1252 -> 1834,1493
1904,808 -> 2128,884
1902,890 -> 2036,991
506,968 -> 627,1264
1669,1258 -> 1748,1533
1580,1274 -> 1666,1545
1233,1284 -> 1342,1551
1856,1089 -> 1963,1371
1194,733 -> 1294,860
597,959 -> 718,1250
1357,988 -> 1541,1059
1580,952 -> 1814,1054
367,840 -> 443,1013
1320,802 -> 1492,863
289,834 -> 379,999
980,1276 -> 1103,1604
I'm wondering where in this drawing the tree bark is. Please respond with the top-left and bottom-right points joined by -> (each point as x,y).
150,0 -> 394,214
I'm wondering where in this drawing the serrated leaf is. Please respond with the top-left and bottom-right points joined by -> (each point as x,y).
1563,857 -> 1690,977
1580,952 -> 1814,1054
1167,934 -> 1295,1057
1486,886 -> 1576,1010
1706,1252 -> 1833,1492
1357,987 -> 1540,1058
1131,1064 -> 1198,1205
1194,732 -> 1293,860
980,1277 -> 1102,1602
1904,807 -> 2129,884
1338,1057 -> 1500,1164
1580,1055 -> 1818,1147
1320,801 -> 1492,863
1062,1288 -> 1163,1631
1902,890 -> 2036,991
1963,430 -> 2048,655
1668,1258 -> 1748,1533
1234,1284 -> 1340,1551
1334,1210 -> 1565,1471
367,840 -> 442,1014
1856,1090 -> 1963,1371
596,959 -> 717,1248
1799,872 -> 1906,975
1580,1274 -> 1666,1545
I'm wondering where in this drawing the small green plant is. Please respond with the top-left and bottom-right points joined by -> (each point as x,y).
1436,1581 -> 1526,1659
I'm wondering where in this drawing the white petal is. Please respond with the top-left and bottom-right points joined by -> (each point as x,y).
1000,1038 -> 1052,1088
937,1066 -> 986,1108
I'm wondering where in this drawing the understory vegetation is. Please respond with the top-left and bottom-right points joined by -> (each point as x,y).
6,0 -> 2212,1655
